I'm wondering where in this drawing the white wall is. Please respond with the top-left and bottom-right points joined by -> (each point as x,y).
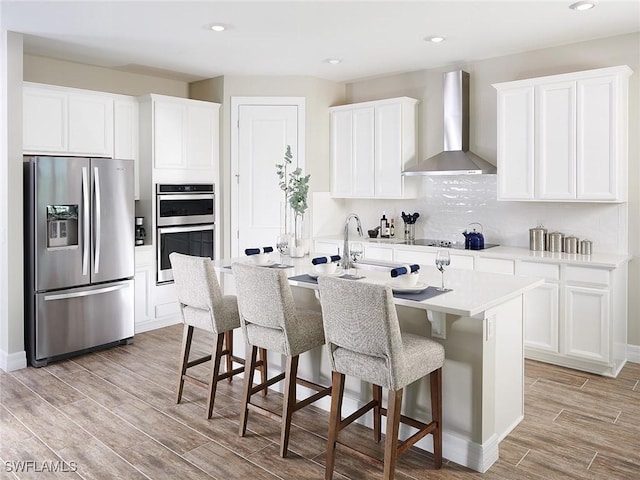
0,30 -> 26,371
343,32 -> 640,345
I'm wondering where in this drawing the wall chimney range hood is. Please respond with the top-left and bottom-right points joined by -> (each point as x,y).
403,70 -> 496,176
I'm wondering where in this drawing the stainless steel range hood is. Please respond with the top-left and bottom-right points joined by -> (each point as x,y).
403,70 -> 496,176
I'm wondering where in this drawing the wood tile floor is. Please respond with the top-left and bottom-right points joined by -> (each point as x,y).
1,324 -> 639,479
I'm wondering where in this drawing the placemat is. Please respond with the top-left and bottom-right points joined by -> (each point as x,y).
392,286 -> 450,301
288,274 -> 364,284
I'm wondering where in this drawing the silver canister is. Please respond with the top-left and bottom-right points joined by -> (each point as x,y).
547,232 -> 563,252
529,226 -> 547,251
563,235 -> 579,254
579,240 -> 592,255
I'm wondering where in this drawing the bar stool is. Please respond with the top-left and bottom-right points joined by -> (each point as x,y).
232,261 -> 332,457
317,276 -> 444,480
170,253 -> 266,419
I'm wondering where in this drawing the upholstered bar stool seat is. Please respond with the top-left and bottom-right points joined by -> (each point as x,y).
318,276 -> 445,480
232,261 -> 332,457
170,253 -> 266,419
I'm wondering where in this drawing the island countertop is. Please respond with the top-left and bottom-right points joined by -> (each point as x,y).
214,254 -> 543,318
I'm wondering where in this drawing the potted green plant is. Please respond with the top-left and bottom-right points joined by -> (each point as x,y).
276,145 -> 310,257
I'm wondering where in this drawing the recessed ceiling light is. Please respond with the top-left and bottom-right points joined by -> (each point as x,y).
326,59 -> 342,65
569,1 -> 596,11
210,24 -> 226,32
425,36 -> 446,44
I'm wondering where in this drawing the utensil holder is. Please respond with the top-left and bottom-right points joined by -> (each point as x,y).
404,223 -> 415,242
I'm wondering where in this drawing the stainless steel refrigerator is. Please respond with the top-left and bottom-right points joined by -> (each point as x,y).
24,156 -> 135,367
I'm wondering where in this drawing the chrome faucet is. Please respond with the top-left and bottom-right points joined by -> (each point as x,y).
341,213 -> 363,270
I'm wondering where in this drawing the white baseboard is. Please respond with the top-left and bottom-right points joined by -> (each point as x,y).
0,349 -> 27,372
628,344 -> 640,364
134,316 -> 180,334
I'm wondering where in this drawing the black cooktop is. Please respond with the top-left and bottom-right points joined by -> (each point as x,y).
408,239 -> 499,250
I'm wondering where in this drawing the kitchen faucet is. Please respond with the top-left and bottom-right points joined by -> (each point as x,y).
342,213 -> 363,270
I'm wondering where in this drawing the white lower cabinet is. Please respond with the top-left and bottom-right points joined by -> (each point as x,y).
524,282 -> 559,353
134,247 -> 153,331
394,248 -> 473,270
564,285 -> 610,363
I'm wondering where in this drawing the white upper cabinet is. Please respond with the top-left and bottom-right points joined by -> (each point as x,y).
494,65 -> 632,202
330,97 -> 417,199
114,97 -> 139,199
148,94 -> 220,171
24,82 -> 114,157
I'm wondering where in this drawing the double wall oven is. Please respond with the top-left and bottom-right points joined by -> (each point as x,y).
156,184 -> 214,283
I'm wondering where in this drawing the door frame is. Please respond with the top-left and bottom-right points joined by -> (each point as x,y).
230,96 -> 305,257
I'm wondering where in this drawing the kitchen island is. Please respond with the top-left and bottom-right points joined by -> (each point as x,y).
215,255 -> 543,473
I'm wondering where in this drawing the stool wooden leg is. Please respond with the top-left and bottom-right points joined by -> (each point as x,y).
206,333 -> 225,419
383,388 -> 403,480
280,355 -> 299,457
325,371 -> 345,480
224,330 -> 234,383
259,348 -> 268,396
430,368 -> 443,469
239,345 -> 258,437
175,325 -> 193,404
373,384 -> 382,443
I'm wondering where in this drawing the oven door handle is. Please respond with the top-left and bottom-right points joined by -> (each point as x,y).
157,194 -> 214,201
157,224 -> 214,234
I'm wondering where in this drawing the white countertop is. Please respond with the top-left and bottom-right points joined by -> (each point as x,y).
214,254 -> 543,318
314,236 -> 630,268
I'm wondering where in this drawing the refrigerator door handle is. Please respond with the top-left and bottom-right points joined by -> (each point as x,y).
94,166 -> 101,274
82,166 -> 90,277
44,284 -> 128,301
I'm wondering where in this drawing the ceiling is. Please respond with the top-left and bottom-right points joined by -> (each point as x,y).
1,0 -> 639,84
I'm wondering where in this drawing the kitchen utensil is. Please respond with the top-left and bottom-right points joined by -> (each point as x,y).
462,222 -> 484,250
368,226 -> 380,238
579,240 -> 592,255
529,225 -> 547,251
547,232 -> 563,252
563,236 -> 579,254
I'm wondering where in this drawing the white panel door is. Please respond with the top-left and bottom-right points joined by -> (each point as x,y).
352,107 -> 375,197
235,102 -> 301,256
576,75 -> 617,200
186,104 -> 216,169
564,285 -> 609,362
23,86 -> 68,153
375,102 -> 403,197
496,86 -> 534,200
154,101 -> 186,169
330,110 -> 353,196
536,81 -> 576,200
68,94 -> 113,157
523,283 -> 559,352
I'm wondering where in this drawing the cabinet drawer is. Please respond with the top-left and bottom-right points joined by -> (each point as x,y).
565,266 -> 610,287
517,261 -> 560,281
476,257 -> 515,275
364,245 -> 393,262
394,249 -> 473,270
314,241 -> 340,256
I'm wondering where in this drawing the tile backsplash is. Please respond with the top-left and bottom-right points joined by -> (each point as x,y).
333,176 -> 627,254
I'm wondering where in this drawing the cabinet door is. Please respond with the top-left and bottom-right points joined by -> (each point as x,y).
564,285 -> 609,362
535,81 -> 576,200
475,257 -> 515,275
314,241 -> 340,256
330,110 -> 354,197
375,102 -> 403,197
352,107 -> 375,197
23,86 -> 68,153
154,101 -> 186,169
576,75 -> 618,200
186,104 -> 216,169
114,98 -> 139,198
524,283 -> 559,353
68,94 -> 114,157
496,86 -> 534,200
363,245 -> 393,261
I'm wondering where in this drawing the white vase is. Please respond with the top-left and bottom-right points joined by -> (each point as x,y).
289,214 -> 306,258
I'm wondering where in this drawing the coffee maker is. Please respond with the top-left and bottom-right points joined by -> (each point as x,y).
135,217 -> 146,246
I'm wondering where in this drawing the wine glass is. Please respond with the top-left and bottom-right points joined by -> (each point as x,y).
349,242 -> 364,278
276,234 -> 289,267
435,250 -> 451,291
